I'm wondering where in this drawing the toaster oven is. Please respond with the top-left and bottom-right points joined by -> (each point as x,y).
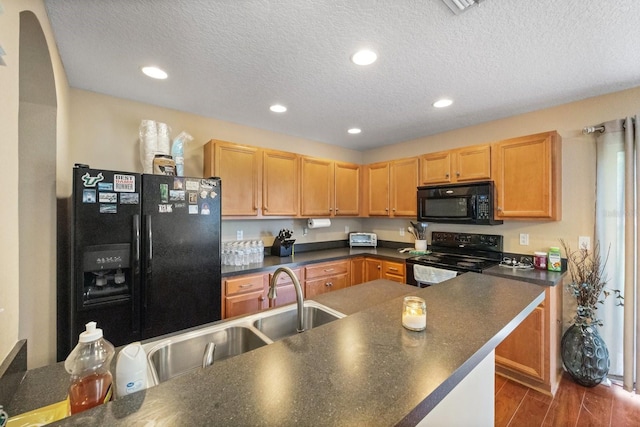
349,232 -> 377,248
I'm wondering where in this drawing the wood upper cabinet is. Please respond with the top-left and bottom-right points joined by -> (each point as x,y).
334,162 -> 360,216
366,157 -> 418,217
492,131 -> 562,220
366,162 -> 390,216
300,156 -> 333,216
421,144 -> 491,185
300,158 -> 361,217
262,149 -> 299,216
495,284 -> 563,396
203,140 -> 260,216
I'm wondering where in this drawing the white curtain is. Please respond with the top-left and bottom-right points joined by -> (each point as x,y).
594,117 -> 639,392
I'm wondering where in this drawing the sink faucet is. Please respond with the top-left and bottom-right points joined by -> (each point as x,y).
268,266 -> 305,333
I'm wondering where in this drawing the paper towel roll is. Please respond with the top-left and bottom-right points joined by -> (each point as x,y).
307,218 -> 331,229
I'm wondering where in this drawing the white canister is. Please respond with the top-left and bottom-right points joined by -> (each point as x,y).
115,342 -> 148,397
415,240 -> 427,252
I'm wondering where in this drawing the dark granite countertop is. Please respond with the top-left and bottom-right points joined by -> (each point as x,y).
222,247 -> 415,277
18,274 -> 546,426
223,245 -> 565,287
483,265 -> 566,286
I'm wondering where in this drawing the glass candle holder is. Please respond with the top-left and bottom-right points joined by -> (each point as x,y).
402,296 -> 427,331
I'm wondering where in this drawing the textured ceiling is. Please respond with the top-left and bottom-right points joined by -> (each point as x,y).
44,0 -> 640,150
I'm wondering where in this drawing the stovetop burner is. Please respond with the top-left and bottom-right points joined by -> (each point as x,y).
407,232 -> 504,274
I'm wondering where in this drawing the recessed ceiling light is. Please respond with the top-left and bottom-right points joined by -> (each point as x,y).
351,49 -> 377,66
348,128 -> 362,134
141,66 -> 168,80
270,104 -> 287,113
433,99 -> 453,108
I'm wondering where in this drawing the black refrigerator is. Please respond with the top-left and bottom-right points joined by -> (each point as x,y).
57,164 -> 221,360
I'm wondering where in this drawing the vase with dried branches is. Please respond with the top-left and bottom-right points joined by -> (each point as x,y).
559,239 -> 623,387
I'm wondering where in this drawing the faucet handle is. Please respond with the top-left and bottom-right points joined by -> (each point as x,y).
203,342 -> 216,368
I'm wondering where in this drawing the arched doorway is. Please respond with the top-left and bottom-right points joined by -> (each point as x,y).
18,11 -> 57,368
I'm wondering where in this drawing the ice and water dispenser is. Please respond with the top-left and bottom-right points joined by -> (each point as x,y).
82,243 -> 132,304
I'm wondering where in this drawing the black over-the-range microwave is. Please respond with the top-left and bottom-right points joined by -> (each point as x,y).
417,181 -> 503,225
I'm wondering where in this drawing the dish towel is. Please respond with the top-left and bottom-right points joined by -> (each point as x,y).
413,264 -> 457,285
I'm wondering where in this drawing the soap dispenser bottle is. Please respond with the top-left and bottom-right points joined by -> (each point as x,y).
65,321 -> 115,414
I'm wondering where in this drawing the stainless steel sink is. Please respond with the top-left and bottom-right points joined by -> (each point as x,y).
253,305 -> 342,341
143,302 -> 345,386
147,326 -> 268,383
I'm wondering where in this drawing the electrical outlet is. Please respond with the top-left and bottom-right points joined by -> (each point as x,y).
578,236 -> 591,250
236,230 -> 243,240
399,227 -> 405,236
303,227 -> 308,236
345,226 -> 349,234
519,233 -> 529,245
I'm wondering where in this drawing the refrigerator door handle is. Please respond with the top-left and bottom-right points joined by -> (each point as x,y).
144,214 -> 153,330
132,214 -> 141,334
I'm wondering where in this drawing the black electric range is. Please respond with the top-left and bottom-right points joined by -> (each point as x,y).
406,231 -> 504,287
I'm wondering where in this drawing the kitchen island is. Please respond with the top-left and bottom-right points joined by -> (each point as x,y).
14,273 -> 545,426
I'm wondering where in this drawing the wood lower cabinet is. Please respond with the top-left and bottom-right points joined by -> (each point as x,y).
363,258 -> 406,283
304,260 -> 350,298
492,131 -> 562,220
350,257 -> 365,286
381,260 -> 405,283
266,268 -> 303,308
223,273 -> 267,319
421,144 -> 491,185
495,283 -> 563,396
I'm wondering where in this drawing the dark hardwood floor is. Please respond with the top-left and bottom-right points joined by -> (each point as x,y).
495,372 -> 640,426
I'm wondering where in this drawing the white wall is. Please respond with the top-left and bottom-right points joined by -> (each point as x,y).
0,0 -> 70,368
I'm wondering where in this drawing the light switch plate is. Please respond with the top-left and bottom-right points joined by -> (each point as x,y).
519,233 -> 529,245
236,230 -> 243,240
578,236 -> 591,250
399,227 -> 405,236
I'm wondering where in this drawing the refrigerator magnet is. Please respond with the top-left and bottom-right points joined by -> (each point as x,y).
100,204 -> 117,214
82,189 -> 96,203
185,180 -> 199,191
200,190 -> 208,199
201,203 -> 211,215
189,205 -> 199,214
98,182 -> 113,191
81,172 -> 104,187
173,177 -> 184,190
114,174 -> 135,192
120,193 -> 139,204
158,204 -> 173,213
174,202 -> 186,209
160,184 -> 169,203
210,191 -> 218,199
99,192 -> 117,203
169,190 -> 185,202
188,192 -> 198,204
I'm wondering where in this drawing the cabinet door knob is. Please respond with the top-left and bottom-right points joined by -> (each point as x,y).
456,171 -> 460,176
445,173 -> 449,178
377,265 -> 381,270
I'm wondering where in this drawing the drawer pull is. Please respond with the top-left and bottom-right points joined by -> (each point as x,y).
323,268 -> 335,272
239,283 -> 254,288
388,267 -> 399,271
325,282 -> 333,287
